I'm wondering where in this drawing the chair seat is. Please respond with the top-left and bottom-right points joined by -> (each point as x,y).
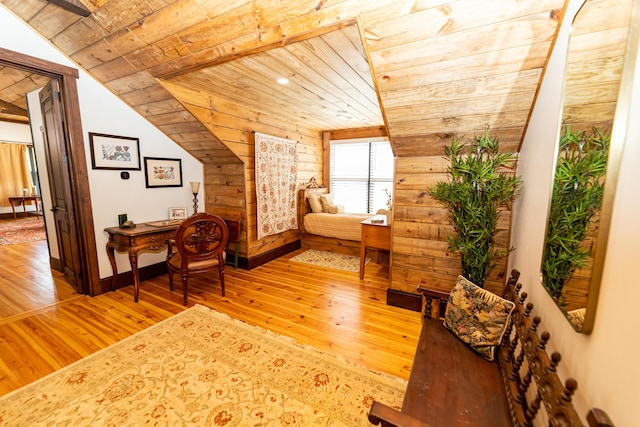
168,251 -> 226,271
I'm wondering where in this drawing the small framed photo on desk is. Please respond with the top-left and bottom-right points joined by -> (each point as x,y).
169,207 -> 187,221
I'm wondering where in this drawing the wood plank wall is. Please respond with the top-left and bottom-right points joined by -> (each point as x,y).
0,0 -> 562,289
159,80 -> 323,261
390,155 -> 512,297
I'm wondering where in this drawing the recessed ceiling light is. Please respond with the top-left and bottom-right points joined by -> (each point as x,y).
277,77 -> 289,85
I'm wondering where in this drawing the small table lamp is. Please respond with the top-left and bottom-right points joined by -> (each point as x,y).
190,181 -> 200,214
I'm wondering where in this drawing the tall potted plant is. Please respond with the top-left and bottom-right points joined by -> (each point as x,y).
542,127 -> 609,299
429,131 -> 522,287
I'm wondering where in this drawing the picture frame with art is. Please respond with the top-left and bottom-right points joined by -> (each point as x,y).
89,132 -> 141,170
144,157 -> 182,188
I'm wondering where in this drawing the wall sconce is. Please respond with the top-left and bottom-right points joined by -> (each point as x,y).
190,181 -> 200,214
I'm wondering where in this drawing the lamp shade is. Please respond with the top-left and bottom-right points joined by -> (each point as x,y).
190,181 -> 200,194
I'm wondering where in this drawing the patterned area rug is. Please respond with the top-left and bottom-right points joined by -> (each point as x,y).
0,218 -> 46,245
0,304 -> 405,426
290,249 -> 370,273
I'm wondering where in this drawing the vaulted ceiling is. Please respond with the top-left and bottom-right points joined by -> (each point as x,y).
0,0 -> 566,157
0,65 -> 49,123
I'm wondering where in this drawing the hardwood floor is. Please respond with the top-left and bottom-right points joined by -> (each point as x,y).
0,238 -> 422,398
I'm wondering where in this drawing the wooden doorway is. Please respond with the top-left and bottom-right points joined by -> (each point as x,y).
0,47 -> 100,296
39,79 -> 83,292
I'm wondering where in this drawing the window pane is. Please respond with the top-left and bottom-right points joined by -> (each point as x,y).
330,138 -> 393,214
370,142 -> 393,179
330,142 -> 369,179
370,182 -> 393,212
331,181 -> 368,213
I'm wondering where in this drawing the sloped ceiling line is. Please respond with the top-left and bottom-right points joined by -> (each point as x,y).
0,0 -> 566,157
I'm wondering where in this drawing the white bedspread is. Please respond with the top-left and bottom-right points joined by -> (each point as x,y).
303,212 -> 373,241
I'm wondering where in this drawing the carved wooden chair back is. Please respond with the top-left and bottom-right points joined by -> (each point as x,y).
166,212 -> 229,304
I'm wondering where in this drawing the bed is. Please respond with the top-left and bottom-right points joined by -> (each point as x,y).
297,188 -> 373,256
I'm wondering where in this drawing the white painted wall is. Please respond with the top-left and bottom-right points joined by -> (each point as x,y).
510,1 -> 640,425
0,6 -> 204,278
0,121 -> 31,143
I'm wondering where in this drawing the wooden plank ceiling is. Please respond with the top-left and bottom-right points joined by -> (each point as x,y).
168,25 -> 383,131
0,0 -> 565,156
0,65 -> 50,123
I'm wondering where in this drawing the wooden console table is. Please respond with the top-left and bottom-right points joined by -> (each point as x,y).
105,220 -> 182,302
8,195 -> 41,219
359,215 -> 391,279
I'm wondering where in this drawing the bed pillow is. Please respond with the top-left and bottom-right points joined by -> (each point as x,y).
327,204 -> 345,214
443,275 -> 515,361
319,194 -> 334,212
307,194 -> 324,213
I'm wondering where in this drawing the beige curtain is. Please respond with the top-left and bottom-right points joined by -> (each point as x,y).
0,143 -> 33,207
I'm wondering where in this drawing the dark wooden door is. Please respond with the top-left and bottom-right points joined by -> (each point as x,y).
39,79 -> 83,293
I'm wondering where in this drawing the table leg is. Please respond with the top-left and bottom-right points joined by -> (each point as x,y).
106,242 -> 118,291
128,248 -> 140,303
10,201 -> 16,220
359,243 -> 367,280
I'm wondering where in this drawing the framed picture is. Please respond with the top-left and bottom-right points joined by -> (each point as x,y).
89,132 -> 141,170
144,157 -> 183,188
169,207 -> 188,220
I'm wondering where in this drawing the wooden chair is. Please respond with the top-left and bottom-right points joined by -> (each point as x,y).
166,212 -> 229,304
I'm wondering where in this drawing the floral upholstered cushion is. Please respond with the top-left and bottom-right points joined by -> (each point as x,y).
443,275 -> 515,361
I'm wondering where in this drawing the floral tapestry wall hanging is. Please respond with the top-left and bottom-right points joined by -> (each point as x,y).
255,132 -> 298,239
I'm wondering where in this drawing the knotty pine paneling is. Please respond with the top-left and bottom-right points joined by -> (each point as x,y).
105,71 -> 159,94
118,84 -> 176,107
181,151 -> 247,261
27,3 -> 81,39
2,0 -> 570,291
69,44 -> 109,69
160,78 -> 323,262
362,0 -> 561,157
390,155 -> 513,296
301,233 -> 362,257
0,0 -> 46,21
90,56 -> 138,82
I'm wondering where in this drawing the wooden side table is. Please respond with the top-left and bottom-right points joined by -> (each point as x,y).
105,221 -> 182,302
359,215 -> 391,279
8,195 -> 41,219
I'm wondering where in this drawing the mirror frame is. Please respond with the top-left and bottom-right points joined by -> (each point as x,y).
542,0 -> 639,333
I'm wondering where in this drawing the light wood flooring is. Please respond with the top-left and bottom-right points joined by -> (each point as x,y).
0,236 -> 422,398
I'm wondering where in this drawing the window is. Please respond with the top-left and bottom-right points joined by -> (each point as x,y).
329,138 -> 394,213
26,145 -> 39,193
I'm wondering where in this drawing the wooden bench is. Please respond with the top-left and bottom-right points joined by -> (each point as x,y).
368,270 -> 615,427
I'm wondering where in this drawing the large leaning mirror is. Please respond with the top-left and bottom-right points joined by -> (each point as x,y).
541,0 -> 636,333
